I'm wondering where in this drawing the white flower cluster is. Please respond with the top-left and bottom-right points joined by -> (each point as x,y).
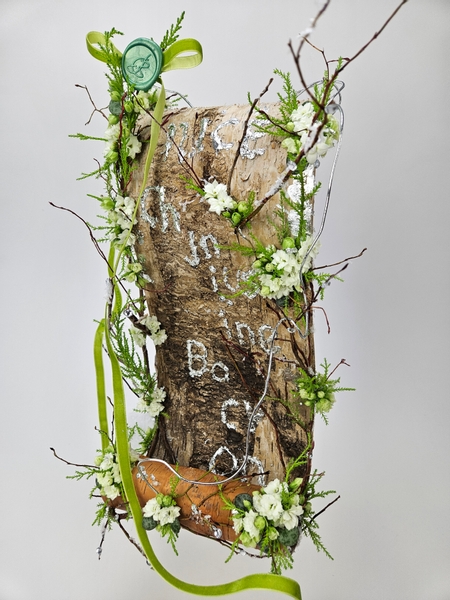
232,478 -> 303,549
94,446 -> 140,501
281,101 -> 339,164
135,385 -> 166,418
203,180 -> 237,215
143,494 -> 181,526
102,194 -> 137,249
255,235 -> 320,300
103,122 -> 142,163
130,314 -> 167,348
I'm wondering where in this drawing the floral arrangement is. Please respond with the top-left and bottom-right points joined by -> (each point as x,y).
53,3 -> 408,598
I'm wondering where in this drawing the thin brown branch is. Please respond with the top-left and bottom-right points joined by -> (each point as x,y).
50,447 -> 97,469
311,494 -> 341,521
313,247 -> 367,271
227,77 -> 273,195
337,0 -> 410,74
75,84 -> 108,125
327,358 -> 351,380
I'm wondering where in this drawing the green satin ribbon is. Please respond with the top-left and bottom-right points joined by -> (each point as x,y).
88,30 -> 301,599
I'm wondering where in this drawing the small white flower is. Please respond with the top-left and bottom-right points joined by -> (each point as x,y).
242,510 -> 262,541
253,492 -> 283,521
115,195 -> 136,218
233,517 -> 244,534
152,329 -> 167,346
111,462 -> 122,484
130,325 -> 145,347
99,452 -> 114,471
127,134 -> 142,159
97,472 -> 113,488
203,179 -> 236,215
147,401 -> 164,417
158,505 -> 181,526
143,497 -> 161,518
105,123 -> 120,142
143,315 -> 160,334
153,387 -> 166,403
103,484 -> 120,500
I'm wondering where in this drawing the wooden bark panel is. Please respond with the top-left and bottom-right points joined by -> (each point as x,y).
131,104 -> 314,484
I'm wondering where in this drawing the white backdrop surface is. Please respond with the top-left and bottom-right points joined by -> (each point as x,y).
0,1 -> 449,599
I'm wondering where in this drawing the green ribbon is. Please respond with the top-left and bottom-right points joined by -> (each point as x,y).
88,30 -> 301,599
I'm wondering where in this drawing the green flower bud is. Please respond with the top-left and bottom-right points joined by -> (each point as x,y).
156,494 -> 164,506
231,212 -> 242,225
110,91 -> 122,102
240,532 -> 257,548
267,526 -> 279,541
142,516 -> 158,530
298,495 -> 305,505
260,286 -> 271,297
265,263 -> 274,273
304,502 -> 312,514
286,122 -> 295,132
317,391 -> 325,398
252,260 -> 262,269
222,211 -> 231,218
105,150 -> 119,163
124,100 -> 134,113
254,515 -> 266,530
108,114 -> 120,125
237,201 -> 248,214
289,477 -> 303,492
282,237 -> 296,250
162,495 -> 173,507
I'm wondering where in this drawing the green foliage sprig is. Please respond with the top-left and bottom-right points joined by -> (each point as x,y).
295,359 -> 355,424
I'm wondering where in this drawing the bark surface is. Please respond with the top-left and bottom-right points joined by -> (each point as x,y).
131,103 -> 314,484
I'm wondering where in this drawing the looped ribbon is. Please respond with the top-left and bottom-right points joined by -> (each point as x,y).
88,32 -> 301,599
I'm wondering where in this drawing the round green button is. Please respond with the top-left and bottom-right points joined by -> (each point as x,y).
121,38 -> 163,91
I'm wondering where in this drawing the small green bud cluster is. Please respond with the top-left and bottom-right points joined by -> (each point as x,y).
222,198 -> 253,225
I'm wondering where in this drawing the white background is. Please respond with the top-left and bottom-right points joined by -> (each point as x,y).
0,1 -> 449,599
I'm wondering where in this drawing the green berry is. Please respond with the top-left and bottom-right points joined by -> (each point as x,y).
282,237 -> 296,249
124,100 -> 134,113
162,495 -> 173,507
110,91 -> 122,102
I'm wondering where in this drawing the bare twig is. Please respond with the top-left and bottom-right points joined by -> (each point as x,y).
313,247 -> 367,271
75,84 -> 108,125
227,77 -> 273,194
50,447 -> 97,469
311,494 -> 341,521
337,0 -> 410,74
